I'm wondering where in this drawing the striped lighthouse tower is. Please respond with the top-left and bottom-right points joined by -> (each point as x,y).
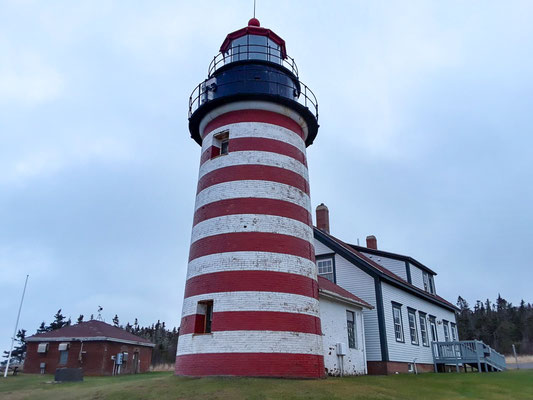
175,18 -> 323,378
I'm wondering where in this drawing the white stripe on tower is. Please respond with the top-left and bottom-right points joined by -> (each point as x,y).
195,181 -> 311,211
178,331 -> 323,355
198,150 -> 308,181
190,214 -> 314,244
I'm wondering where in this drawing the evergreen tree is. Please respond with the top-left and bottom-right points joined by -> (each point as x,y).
77,314 -> 84,324
112,314 -> 119,327
49,309 -> 67,331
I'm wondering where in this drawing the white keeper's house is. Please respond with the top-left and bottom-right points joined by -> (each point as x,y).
314,204 -> 460,375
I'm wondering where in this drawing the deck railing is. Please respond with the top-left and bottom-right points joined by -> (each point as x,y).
432,340 -> 506,372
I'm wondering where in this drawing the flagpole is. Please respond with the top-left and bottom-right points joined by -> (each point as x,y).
3,275 -> 29,378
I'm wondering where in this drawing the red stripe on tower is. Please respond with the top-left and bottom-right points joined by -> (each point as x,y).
183,270 -> 319,299
175,353 -> 325,378
180,312 -> 321,335
196,164 -> 310,195
193,198 -> 312,226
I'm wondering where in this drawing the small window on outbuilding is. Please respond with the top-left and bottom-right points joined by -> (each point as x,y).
346,310 -> 357,349
58,343 -> 69,365
37,343 -> 49,353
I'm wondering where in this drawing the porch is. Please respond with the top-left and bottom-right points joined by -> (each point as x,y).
432,340 -> 506,373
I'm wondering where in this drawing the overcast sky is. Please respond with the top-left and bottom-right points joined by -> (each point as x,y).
2,1 -> 533,354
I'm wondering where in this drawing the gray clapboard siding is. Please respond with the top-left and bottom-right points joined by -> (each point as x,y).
381,282 -> 457,364
360,252 -> 408,281
315,239 -> 333,256
410,264 -> 425,291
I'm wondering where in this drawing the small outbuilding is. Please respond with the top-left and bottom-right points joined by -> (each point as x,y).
318,276 -> 373,376
25,320 -> 154,376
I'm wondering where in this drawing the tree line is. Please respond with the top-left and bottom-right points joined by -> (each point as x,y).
456,294 -> 533,355
2,310 -> 179,366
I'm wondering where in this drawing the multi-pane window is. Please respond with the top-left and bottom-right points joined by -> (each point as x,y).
429,316 -> 438,342
419,312 -> 429,346
346,311 -> 357,349
408,309 -> 419,345
317,258 -> 334,282
392,303 -> 404,342
422,271 -> 436,294
451,323 -> 458,341
443,321 -> 450,342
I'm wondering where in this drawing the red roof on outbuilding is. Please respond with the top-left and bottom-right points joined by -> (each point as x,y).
26,320 -> 153,346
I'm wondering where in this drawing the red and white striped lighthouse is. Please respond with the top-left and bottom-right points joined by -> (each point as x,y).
175,18 -> 324,378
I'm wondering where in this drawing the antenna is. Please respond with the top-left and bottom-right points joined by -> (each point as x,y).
253,0 -> 256,18
97,306 -> 104,321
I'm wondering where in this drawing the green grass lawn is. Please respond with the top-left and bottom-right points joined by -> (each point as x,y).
1,370 -> 532,400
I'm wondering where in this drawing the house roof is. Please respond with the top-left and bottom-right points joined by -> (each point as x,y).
314,228 -> 459,312
349,243 -> 437,276
317,276 -> 373,309
26,320 -> 155,347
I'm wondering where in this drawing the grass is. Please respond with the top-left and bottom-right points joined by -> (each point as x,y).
1,370 -> 533,400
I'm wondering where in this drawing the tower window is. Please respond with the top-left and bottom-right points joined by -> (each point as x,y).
211,131 -> 229,159
220,138 -> 229,155
195,300 -> 214,334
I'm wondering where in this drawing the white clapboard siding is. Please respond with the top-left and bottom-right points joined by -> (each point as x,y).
331,250 -> 382,362
360,252 -> 408,281
381,281 -> 457,364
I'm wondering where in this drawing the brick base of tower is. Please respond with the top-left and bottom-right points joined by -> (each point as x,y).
176,102 -> 325,378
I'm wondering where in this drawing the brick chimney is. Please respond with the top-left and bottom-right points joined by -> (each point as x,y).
316,203 -> 329,233
366,235 -> 377,249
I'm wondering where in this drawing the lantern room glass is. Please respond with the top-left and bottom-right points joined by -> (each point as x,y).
229,35 -> 282,64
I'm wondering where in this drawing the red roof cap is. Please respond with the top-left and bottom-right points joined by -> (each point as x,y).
248,18 -> 260,27
219,23 -> 287,59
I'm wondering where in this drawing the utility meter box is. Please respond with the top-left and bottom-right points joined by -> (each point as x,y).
336,342 -> 347,356
116,353 -> 123,365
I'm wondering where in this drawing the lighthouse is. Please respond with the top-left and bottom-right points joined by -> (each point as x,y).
175,18 -> 323,378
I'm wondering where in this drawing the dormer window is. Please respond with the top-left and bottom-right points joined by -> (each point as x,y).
422,271 -> 436,295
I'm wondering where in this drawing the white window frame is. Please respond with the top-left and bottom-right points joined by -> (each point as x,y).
419,313 -> 429,347
346,310 -> 357,349
392,303 -> 404,343
451,322 -> 458,341
317,257 -> 334,282
443,320 -> 450,342
408,309 -> 419,345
